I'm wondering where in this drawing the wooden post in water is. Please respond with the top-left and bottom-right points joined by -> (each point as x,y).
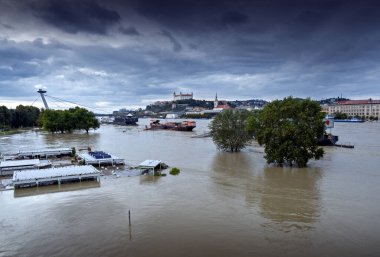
128,209 -> 132,241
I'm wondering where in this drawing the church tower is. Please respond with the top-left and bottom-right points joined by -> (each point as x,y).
214,93 -> 218,108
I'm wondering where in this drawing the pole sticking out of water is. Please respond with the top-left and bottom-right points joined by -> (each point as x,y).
128,210 -> 132,241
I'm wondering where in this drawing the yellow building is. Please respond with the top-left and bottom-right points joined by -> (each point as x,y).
325,99 -> 380,119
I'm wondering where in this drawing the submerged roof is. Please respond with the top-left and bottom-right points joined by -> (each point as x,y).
79,152 -> 122,161
0,159 -> 40,168
138,160 -> 162,168
13,165 -> 99,181
2,148 -> 72,158
18,147 -> 72,153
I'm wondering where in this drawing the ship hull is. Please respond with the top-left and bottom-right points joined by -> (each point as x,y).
146,120 -> 196,131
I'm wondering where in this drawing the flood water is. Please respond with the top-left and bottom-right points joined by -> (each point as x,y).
1,119 -> 380,257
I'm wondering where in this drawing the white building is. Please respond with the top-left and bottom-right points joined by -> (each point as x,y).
166,113 -> 179,119
325,99 -> 380,119
173,92 -> 193,101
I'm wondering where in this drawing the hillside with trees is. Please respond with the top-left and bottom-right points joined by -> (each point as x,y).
145,98 -> 268,114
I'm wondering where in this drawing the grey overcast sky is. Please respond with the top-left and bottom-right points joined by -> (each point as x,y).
1,0 -> 380,111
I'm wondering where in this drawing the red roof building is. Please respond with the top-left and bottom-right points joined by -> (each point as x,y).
326,99 -> 380,119
213,93 -> 233,110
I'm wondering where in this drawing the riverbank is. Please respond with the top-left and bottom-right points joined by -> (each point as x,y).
0,129 -> 20,135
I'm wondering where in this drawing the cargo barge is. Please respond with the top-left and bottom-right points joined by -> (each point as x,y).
145,120 -> 196,131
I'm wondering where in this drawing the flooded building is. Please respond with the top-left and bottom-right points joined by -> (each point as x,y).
12,165 -> 100,188
0,159 -> 52,176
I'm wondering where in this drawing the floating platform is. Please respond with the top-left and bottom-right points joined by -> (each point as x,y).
0,159 -> 52,176
78,151 -> 124,166
2,147 -> 73,160
334,143 -> 355,148
12,165 -> 100,189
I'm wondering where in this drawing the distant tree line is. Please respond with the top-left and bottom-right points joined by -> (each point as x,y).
175,99 -> 214,109
146,102 -> 172,113
0,105 -> 40,129
40,107 -> 99,134
183,113 -> 214,119
1,105 -> 100,134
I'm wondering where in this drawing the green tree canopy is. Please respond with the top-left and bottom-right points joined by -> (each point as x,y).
209,110 -> 253,152
248,97 -> 325,167
40,107 -> 99,133
0,106 -> 11,129
69,107 -> 100,133
1,105 -> 40,128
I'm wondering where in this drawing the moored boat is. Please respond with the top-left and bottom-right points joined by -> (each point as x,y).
113,113 -> 138,125
334,118 -> 365,123
145,120 -> 196,131
318,133 -> 339,146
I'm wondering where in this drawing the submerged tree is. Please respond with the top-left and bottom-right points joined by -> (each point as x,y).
40,107 -> 99,134
69,107 -> 100,133
209,110 -> 253,152
248,97 -> 325,167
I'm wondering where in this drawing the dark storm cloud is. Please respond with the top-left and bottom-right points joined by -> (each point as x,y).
118,26 -> 140,36
221,11 -> 248,26
161,30 -> 182,52
2,0 -> 380,109
0,38 -> 48,80
32,0 -> 120,34
1,23 -> 14,29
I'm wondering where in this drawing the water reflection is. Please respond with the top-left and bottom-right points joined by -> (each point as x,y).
212,152 -> 322,231
139,174 -> 162,184
43,131 -> 101,149
212,152 -> 253,178
259,166 -> 322,230
14,181 -> 100,198
211,152 -> 259,206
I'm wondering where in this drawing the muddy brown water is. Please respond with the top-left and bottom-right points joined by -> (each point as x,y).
1,119 -> 380,257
